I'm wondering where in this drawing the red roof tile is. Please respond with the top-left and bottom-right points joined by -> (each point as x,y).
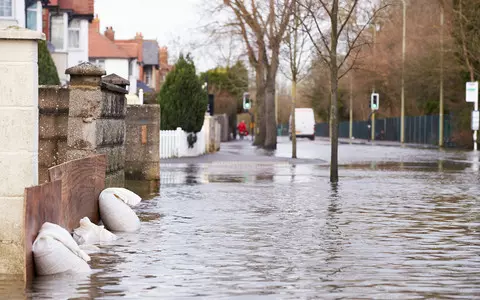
89,25 -> 130,59
116,42 -> 138,59
57,0 -> 94,15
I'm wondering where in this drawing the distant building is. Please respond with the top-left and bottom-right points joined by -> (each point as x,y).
42,0 -> 94,68
88,16 -> 135,83
114,32 -> 173,93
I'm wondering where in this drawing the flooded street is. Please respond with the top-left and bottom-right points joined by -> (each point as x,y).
2,138 -> 480,299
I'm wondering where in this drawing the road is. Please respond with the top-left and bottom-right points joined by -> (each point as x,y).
2,138 -> 479,299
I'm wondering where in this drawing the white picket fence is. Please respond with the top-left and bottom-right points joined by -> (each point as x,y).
160,127 -> 207,159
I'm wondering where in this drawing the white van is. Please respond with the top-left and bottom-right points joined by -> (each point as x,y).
289,108 -> 316,141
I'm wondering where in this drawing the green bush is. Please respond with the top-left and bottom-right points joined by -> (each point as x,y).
158,54 -> 207,132
38,40 -> 60,85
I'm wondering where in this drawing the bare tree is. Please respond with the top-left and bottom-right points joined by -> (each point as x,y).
452,0 -> 480,82
219,0 -> 295,149
297,0 -> 389,182
281,2 -> 312,158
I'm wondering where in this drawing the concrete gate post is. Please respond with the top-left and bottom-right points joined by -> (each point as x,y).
0,26 -> 44,274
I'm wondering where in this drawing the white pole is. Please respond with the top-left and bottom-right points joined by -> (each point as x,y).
139,88 -> 144,105
475,98 -> 478,151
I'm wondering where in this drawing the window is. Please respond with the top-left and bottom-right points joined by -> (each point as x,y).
0,0 -> 12,17
51,15 -> 65,50
145,68 -> 152,86
89,59 -> 105,70
68,19 -> 80,49
26,2 -> 38,30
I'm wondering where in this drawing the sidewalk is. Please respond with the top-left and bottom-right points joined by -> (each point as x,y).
316,137 -> 439,149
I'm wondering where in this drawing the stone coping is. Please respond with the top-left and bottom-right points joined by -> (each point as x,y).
0,26 -> 45,40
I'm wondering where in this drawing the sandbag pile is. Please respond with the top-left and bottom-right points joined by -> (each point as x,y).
33,188 -> 143,276
99,188 -> 142,233
32,222 -> 91,276
73,217 -> 117,245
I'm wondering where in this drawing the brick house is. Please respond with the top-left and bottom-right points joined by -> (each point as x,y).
42,0 -> 94,83
115,32 -> 173,93
88,16 -> 136,85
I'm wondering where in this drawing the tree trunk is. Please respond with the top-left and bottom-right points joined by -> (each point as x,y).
291,80 -> 297,158
330,0 -> 339,183
264,75 -> 277,150
254,66 -> 266,146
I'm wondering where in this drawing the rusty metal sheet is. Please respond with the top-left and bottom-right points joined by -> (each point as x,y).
24,180 -> 62,282
48,154 -> 106,231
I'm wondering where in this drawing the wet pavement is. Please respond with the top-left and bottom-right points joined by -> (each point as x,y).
2,137 -> 480,299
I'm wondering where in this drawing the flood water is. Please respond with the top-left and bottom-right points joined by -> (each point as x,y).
2,139 -> 480,299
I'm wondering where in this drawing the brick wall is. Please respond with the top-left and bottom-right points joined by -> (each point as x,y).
38,86 -> 69,183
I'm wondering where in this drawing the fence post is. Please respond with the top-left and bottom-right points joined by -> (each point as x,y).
176,127 -> 183,157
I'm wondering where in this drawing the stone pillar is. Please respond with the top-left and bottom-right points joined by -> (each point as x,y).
65,62 -> 106,160
66,63 -> 127,187
125,104 -> 160,181
0,26 -> 44,274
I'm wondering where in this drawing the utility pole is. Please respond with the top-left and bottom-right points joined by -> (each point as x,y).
439,3 -> 445,147
371,24 -> 377,142
400,0 -> 407,144
349,75 -> 353,139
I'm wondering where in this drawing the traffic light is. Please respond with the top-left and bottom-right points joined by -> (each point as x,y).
208,94 -> 214,116
371,93 -> 379,110
243,92 -> 251,110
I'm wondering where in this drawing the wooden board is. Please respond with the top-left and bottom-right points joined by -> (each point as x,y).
24,180 -> 63,282
48,154 -> 106,231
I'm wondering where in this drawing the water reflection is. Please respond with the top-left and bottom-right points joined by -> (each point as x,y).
4,155 -> 480,299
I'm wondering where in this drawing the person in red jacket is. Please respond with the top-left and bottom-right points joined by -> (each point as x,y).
237,120 -> 248,139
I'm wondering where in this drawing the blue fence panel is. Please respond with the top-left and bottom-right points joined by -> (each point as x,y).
312,114 -> 452,146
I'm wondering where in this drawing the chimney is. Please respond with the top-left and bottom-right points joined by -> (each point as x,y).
159,47 -> 169,66
105,26 -> 115,41
135,32 -> 143,40
91,14 -> 100,33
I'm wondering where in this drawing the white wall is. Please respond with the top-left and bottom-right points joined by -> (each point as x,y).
14,0 -> 25,27
105,58 -> 129,80
130,58 -> 138,79
67,19 -> 88,67
51,51 -> 68,85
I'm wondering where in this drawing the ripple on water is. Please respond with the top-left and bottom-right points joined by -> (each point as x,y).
2,161 -> 479,299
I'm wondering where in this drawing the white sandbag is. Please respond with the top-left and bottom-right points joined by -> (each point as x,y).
73,217 -> 117,245
102,187 -> 142,207
99,189 -> 141,232
32,222 -> 91,276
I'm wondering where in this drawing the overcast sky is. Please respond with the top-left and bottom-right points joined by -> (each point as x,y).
94,0 -> 219,72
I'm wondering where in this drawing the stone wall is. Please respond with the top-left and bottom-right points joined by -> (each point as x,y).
38,86 -> 69,183
65,63 -> 127,188
215,114 -> 230,142
125,104 -> 160,181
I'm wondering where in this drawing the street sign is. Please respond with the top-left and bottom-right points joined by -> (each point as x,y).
371,93 -> 379,110
472,110 -> 480,130
466,82 -> 478,103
